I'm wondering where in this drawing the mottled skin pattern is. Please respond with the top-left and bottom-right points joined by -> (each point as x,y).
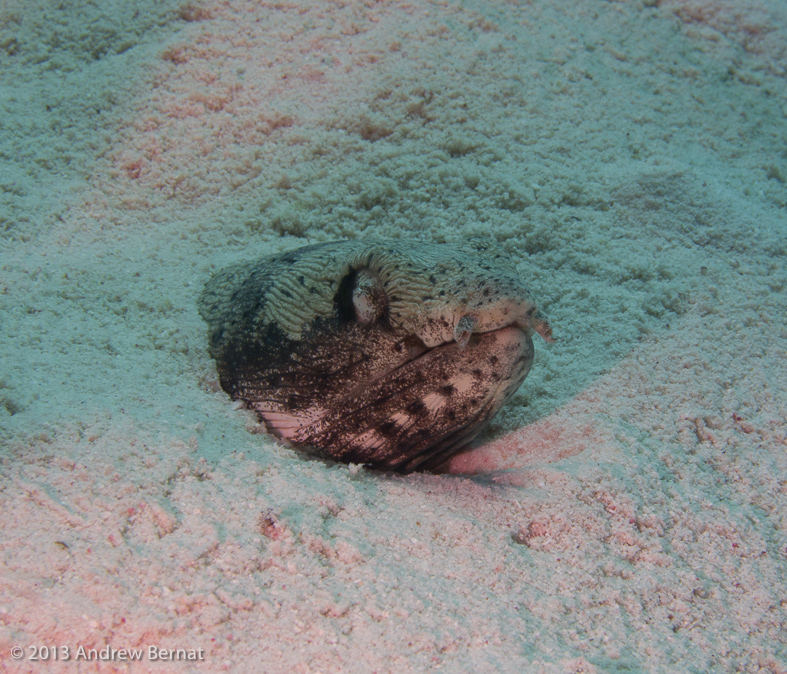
199,239 -> 553,472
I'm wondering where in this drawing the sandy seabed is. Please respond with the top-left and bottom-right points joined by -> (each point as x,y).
1,0 -> 786,672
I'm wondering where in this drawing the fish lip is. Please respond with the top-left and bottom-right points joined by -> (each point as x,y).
328,325 -> 533,468
391,325 -> 532,471
407,323 -> 527,365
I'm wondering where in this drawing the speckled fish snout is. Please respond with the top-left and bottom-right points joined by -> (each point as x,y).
198,239 -> 553,472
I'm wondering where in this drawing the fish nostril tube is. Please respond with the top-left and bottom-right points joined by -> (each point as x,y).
454,315 -> 478,349
531,308 -> 555,343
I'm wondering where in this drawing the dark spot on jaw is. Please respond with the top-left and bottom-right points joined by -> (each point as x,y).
298,275 -> 306,285
406,400 -> 426,416
429,274 -> 437,284
483,288 -> 490,297
446,410 -> 456,421
439,385 -> 455,397
378,421 -> 398,437
438,290 -> 445,296
489,356 -> 498,365
421,295 -> 433,301
396,438 -> 414,453
471,369 -> 483,379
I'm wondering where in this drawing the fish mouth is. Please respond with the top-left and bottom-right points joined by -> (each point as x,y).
291,325 -> 535,472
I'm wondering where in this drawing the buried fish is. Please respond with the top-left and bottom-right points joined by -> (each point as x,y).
199,239 -> 554,472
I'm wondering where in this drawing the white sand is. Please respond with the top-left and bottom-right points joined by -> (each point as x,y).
1,0 -> 786,671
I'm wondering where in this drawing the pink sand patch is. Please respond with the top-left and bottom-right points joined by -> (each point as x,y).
447,408 -> 600,474
86,0 -> 439,221
659,0 -> 787,73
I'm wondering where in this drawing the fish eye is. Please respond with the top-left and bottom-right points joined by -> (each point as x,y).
336,268 -> 388,325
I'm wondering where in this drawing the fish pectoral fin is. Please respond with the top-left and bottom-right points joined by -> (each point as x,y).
255,406 -> 326,441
